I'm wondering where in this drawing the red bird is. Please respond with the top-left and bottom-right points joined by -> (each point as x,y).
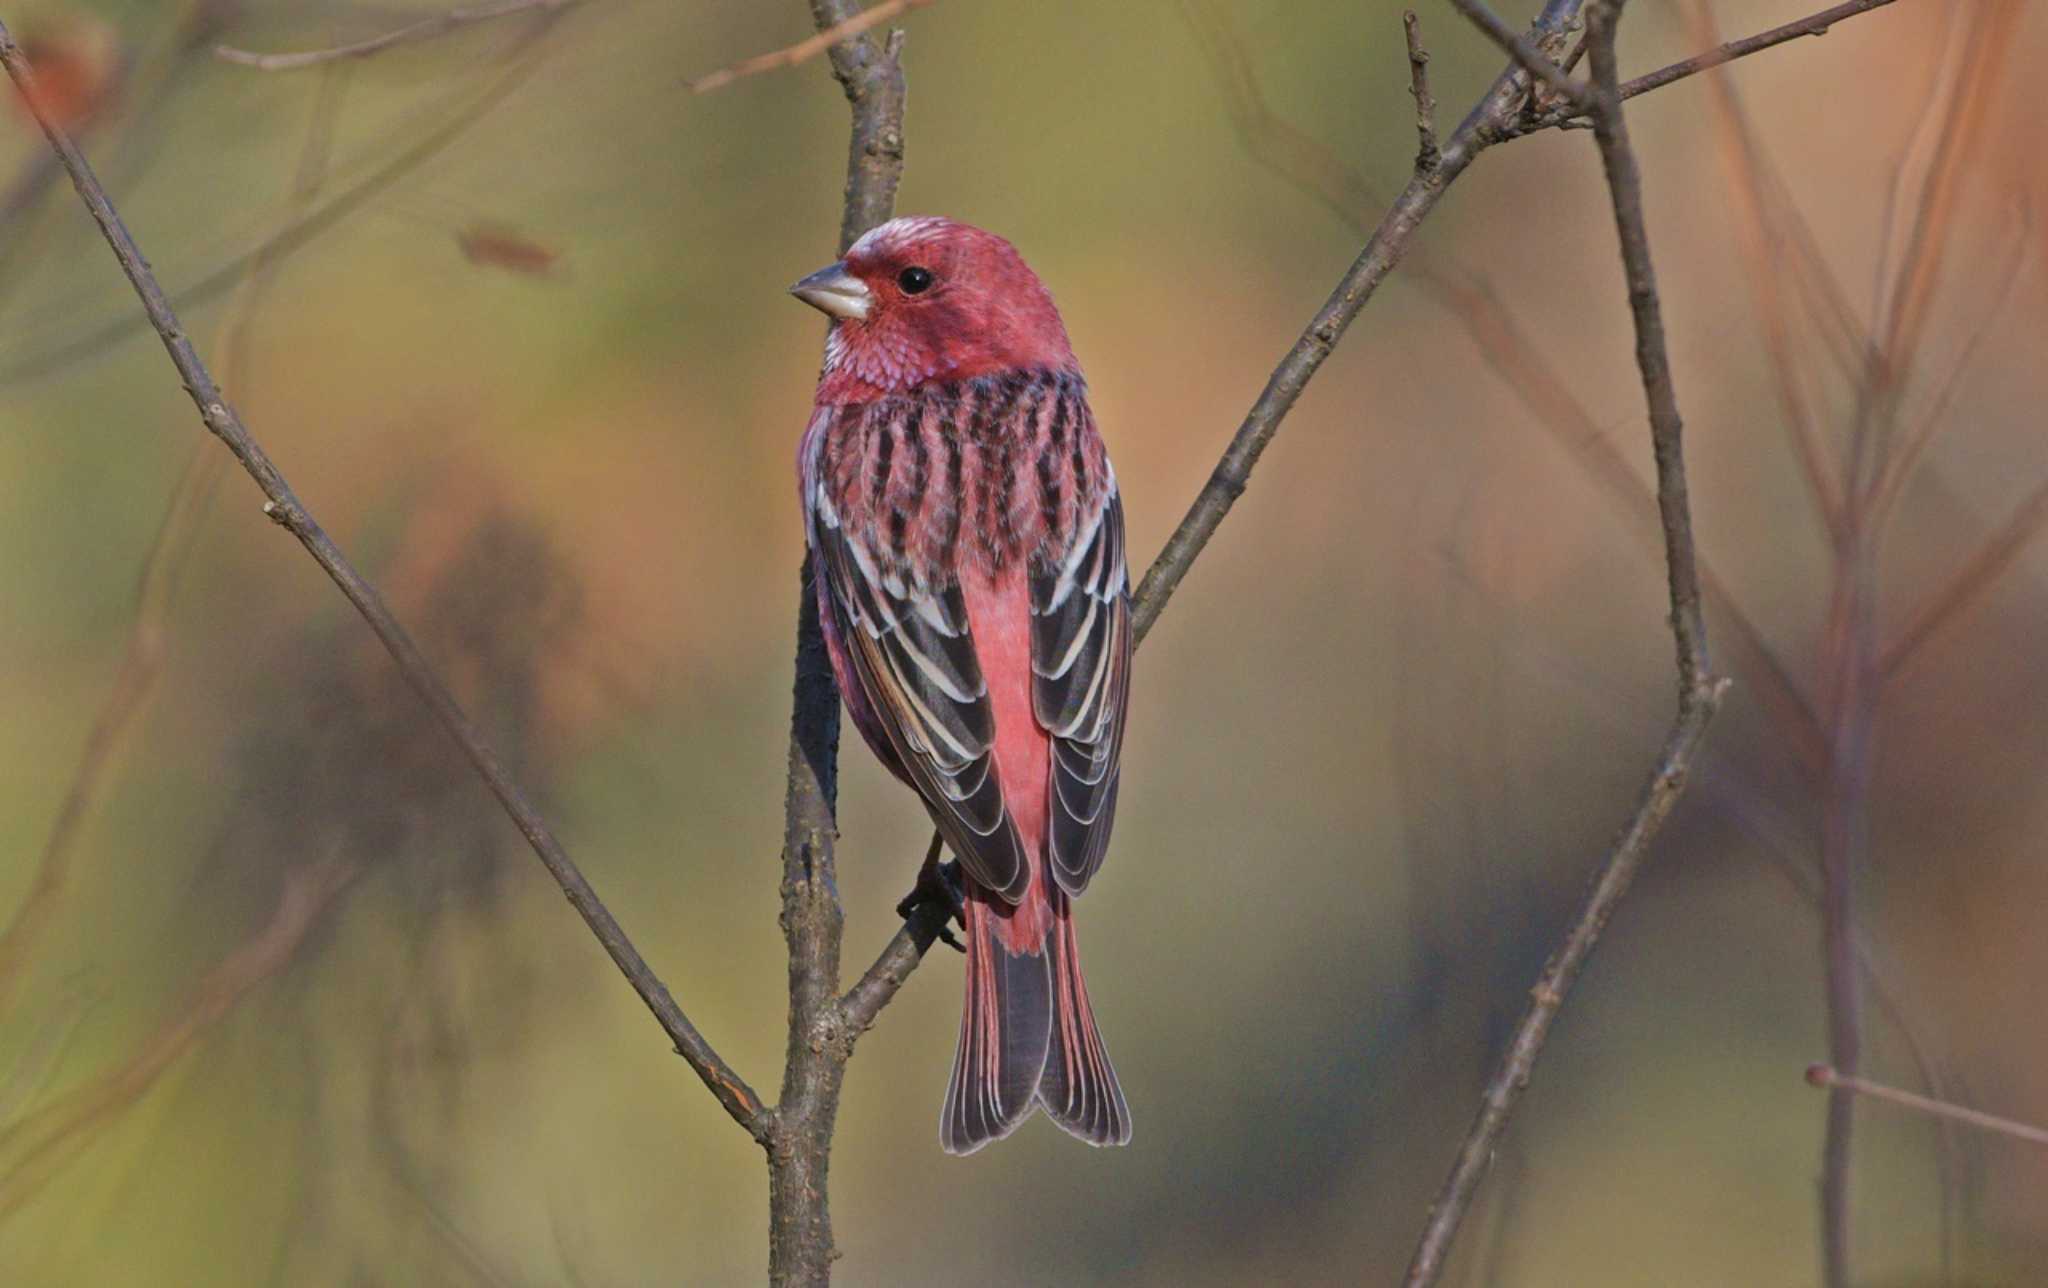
790,216 -> 1132,1153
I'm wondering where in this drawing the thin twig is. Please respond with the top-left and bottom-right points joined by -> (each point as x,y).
214,0 -> 578,72
1807,1065 -> 2048,1149
0,12 -> 767,1138
1403,2 -> 1725,1281
1618,0 -> 1901,104
689,0 -> 935,93
1404,11 -> 1440,173
1503,0 -> 1907,136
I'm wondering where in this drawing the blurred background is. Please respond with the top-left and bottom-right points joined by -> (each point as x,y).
0,0 -> 2043,1282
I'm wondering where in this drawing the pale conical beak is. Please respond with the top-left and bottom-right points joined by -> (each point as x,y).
789,262 -> 871,321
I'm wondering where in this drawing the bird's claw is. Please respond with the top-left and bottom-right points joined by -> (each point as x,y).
895,852 -> 967,954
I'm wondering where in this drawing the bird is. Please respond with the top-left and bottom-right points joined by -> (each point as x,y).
790,216 -> 1133,1154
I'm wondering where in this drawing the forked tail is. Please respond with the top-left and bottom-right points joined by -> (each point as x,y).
941,889 -> 1131,1154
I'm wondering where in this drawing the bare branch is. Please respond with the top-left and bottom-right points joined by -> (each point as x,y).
837,836 -> 948,1033
1403,2 -> 1725,1281
1404,11 -> 1440,173
0,11 -> 767,1138
1808,1065 -> 2048,1149
764,4 -> 910,1283
1619,0 -> 1901,105
215,0 -> 579,72
1502,0 -> 1908,137
808,0 -> 909,254
690,0 -> 935,94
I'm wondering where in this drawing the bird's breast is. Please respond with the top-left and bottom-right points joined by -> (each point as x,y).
813,367 -> 1107,590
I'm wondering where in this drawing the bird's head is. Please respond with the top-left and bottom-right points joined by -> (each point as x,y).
791,216 -> 1077,404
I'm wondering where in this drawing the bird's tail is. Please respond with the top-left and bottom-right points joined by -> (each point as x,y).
1037,891 -> 1132,1147
941,888 -> 1130,1154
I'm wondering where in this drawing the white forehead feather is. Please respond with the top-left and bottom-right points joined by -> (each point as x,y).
846,215 -> 955,260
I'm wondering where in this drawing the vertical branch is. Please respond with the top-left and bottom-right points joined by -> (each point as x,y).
1404,3 -> 1724,1283
809,0 -> 907,253
1579,4 -> 1711,694
768,563 -> 851,1286
1404,11 -> 1440,173
767,6 -> 906,1286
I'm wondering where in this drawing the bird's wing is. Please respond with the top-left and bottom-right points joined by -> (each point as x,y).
809,487 -> 1032,904
1031,479 -> 1131,897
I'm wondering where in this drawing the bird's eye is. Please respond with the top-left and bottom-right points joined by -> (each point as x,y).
897,266 -> 935,295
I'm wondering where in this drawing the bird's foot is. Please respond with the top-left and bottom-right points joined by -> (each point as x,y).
895,841 -> 966,954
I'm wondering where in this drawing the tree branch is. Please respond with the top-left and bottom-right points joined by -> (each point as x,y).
1617,0 -> 1902,103
1401,2 -> 1725,1282
810,0 -> 908,254
1507,0 -> 1905,135
763,4 -> 909,1284
0,10 -> 767,1138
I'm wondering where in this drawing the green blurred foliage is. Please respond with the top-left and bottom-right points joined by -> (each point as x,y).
1,0 -> 2045,1283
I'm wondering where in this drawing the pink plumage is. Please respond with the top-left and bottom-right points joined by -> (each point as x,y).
791,216 -> 1132,1153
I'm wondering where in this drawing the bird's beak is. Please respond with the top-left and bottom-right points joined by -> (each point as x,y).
789,262 -> 871,322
